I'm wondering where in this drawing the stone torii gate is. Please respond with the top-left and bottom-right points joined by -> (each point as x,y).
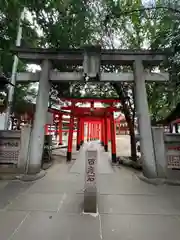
14,46 -> 169,178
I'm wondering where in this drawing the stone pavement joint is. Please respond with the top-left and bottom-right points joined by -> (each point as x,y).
138,173 -> 180,186
17,170 -> 46,182
0,141 -> 180,239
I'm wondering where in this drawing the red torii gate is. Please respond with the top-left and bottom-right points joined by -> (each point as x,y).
55,98 -> 120,163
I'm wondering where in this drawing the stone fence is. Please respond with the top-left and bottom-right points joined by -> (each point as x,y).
0,125 -> 31,173
136,127 -> 180,180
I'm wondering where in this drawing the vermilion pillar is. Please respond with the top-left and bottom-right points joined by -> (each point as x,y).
104,115 -> 108,152
92,123 -> 94,140
45,124 -> 49,135
76,118 -> 81,151
108,118 -> 111,141
98,123 -> 101,140
90,123 -> 92,140
95,124 -> 97,140
86,123 -> 88,141
101,119 -> 105,146
93,124 -> 95,140
67,106 -> 74,161
110,112 -> 117,163
99,124 -> 101,141
87,123 -> 90,141
81,120 -> 84,145
90,123 -> 92,141
95,123 -> 97,140
58,114 -> 63,145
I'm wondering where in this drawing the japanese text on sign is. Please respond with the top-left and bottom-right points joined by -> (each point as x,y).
0,141 -> 19,147
167,155 -> 180,169
87,158 -> 96,182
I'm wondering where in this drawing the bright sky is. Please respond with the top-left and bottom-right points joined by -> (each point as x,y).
141,0 -> 155,6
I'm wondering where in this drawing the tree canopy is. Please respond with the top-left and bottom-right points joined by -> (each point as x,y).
2,0 -> 180,160
1,0 -> 180,122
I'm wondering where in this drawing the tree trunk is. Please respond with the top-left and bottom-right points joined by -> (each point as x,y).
127,117 -> 137,161
121,104 -> 137,161
112,83 -> 137,161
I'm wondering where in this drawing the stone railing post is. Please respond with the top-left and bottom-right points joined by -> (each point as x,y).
151,127 -> 166,178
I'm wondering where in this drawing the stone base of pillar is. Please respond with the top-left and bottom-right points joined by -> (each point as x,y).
80,140 -> 84,145
84,189 -> 97,213
104,145 -> 108,152
58,142 -> 63,146
112,153 -> 117,163
76,144 -> 80,151
19,170 -> 46,182
66,151 -> 72,162
27,164 -> 41,174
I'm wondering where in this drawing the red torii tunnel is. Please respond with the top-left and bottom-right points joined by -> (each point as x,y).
49,98 -> 120,163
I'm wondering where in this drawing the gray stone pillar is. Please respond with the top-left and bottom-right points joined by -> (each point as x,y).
133,60 -> 157,178
28,60 -> 51,174
152,127 -> 166,178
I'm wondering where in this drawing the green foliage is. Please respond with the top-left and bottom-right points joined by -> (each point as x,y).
0,0 -> 40,113
102,0 -> 180,123
1,0 -> 180,123
12,84 -> 37,115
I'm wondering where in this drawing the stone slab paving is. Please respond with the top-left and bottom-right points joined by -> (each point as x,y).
0,181 -> 32,210
10,212 -> 101,240
0,142 -> 180,239
53,135 -> 131,158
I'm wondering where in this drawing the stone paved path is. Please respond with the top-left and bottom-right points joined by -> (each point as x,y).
0,142 -> 180,239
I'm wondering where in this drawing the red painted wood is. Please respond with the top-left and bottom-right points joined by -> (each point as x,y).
101,119 -> 105,144
45,124 -> 49,135
76,118 -> 81,148
67,105 -> 75,155
87,123 -> 90,141
104,116 -> 108,148
60,98 -> 120,104
110,113 -> 116,156
61,106 -> 118,113
58,114 -> 63,145
81,120 -> 84,143
90,123 -> 93,140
